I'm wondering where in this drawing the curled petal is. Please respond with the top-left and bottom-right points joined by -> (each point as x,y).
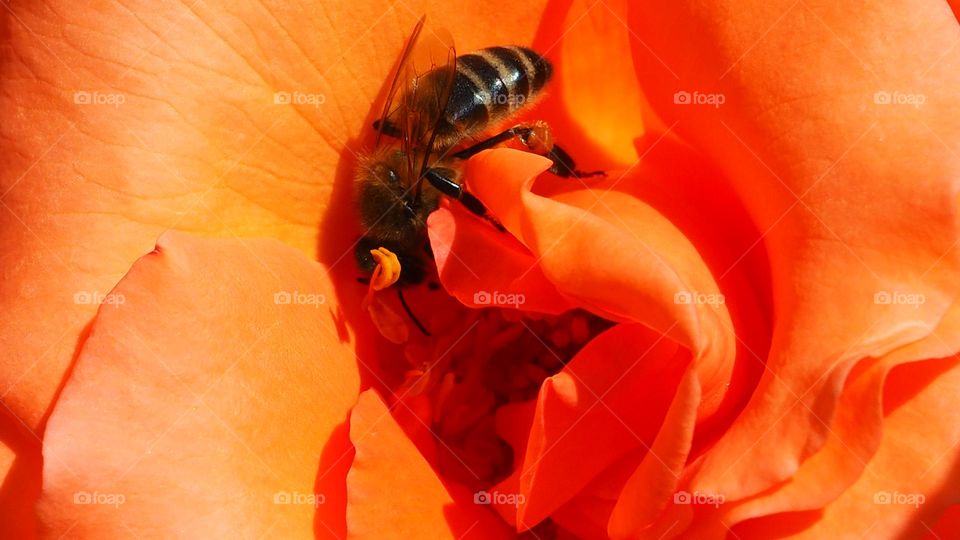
428,207 -> 576,314
608,368 -> 701,539
442,148 -> 739,418
717,303 -> 960,529
731,358 -> 960,538
503,323 -> 691,528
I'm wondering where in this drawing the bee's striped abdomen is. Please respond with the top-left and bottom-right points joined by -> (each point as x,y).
441,46 -> 551,140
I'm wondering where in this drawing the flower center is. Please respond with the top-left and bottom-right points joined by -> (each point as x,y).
395,305 -> 613,491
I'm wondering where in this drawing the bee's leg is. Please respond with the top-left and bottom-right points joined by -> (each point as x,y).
424,169 -> 506,232
452,122 -> 605,178
544,144 -> 605,178
451,127 -> 531,160
372,119 -> 402,138
518,122 -> 605,178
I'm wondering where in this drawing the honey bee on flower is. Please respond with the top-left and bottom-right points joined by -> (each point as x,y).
354,16 -> 602,338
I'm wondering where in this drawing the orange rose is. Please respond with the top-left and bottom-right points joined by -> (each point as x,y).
2,1 -> 959,538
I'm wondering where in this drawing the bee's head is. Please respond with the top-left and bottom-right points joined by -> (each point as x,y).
356,149 -> 439,245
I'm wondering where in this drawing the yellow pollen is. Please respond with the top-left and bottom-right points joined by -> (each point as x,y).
369,247 -> 402,291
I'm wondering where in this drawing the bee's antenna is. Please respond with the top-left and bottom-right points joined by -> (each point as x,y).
397,288 -> 431,336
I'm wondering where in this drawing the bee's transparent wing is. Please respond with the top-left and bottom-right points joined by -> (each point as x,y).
394,20 -> 455,187
374,16 -> 426,148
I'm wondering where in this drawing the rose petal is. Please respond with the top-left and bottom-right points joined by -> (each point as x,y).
610,134 -> 775,442
552,493 -> 618,539
549,450 -> 646,538
0,441 -> 13,487
717,302 -> 960,528
528,0 -> 650,169
924,505 -> 960,539
624,0 -> 960,507
486,400 -> 537,526
36,231 -> 360,538
346,389 -> 511,539
608,368 -> 701,539
506,323 -> 691,528
731,357 -> 960,538
428,206 -> 576,314
457,149 -> 738,418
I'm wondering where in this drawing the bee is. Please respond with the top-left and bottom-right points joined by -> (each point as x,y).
355,16 -> 600,333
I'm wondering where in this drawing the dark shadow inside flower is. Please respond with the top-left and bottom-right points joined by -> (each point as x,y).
313,419 -> 353,539
0,307 -> 97,539
316,66 -> 405,395
730,507 -> 824,538
0,409 -> 42,539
